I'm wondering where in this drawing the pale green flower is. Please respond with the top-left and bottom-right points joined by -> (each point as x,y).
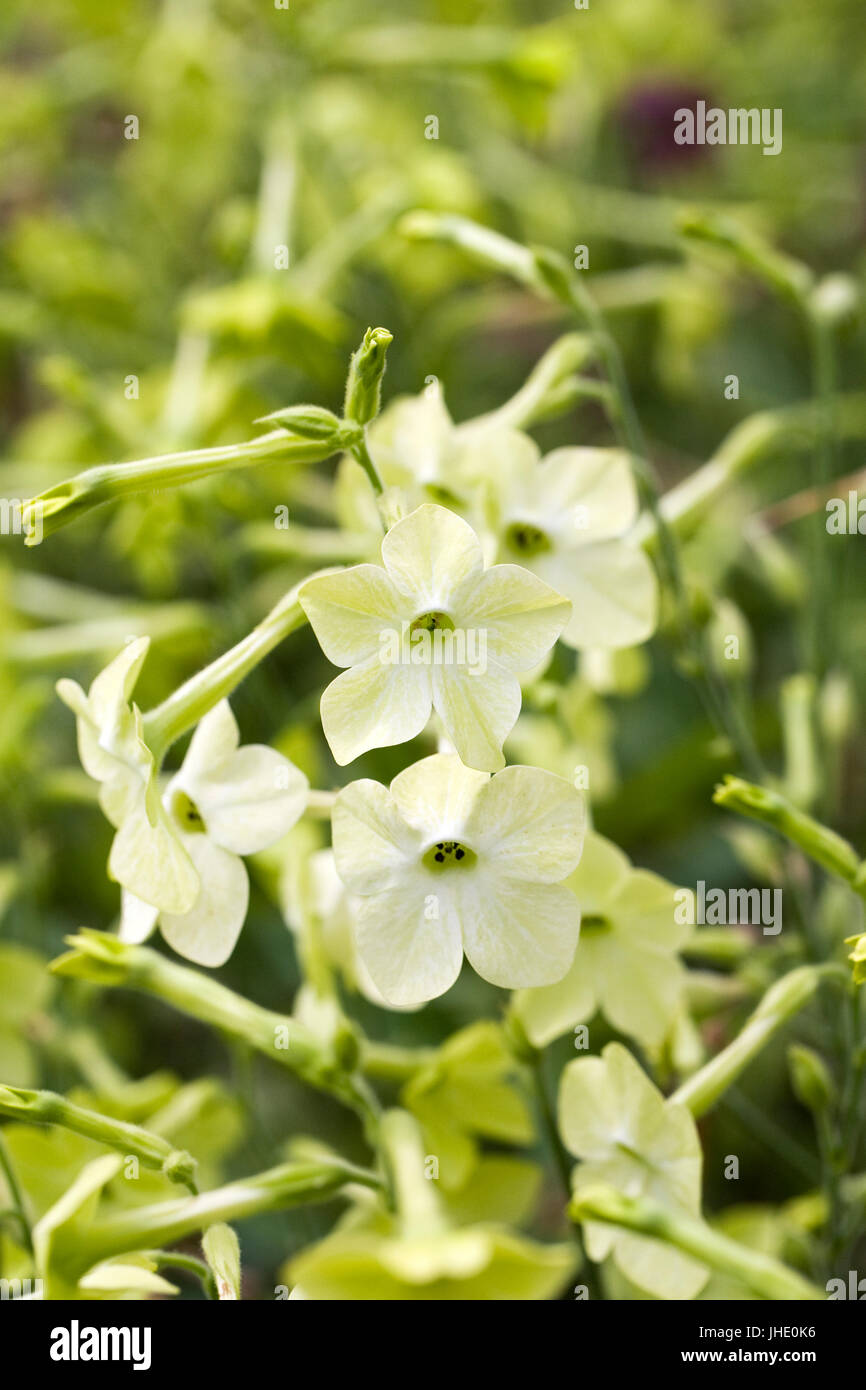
300,503 -> 571,772
332,753 -> 584,1006
479,431 -> 658,651
559,1042 -> 707,1300
57,637 -> 200,914
287,1213 -> 575,1301
402,1022 -> 535,1190
367,385 -> 464,501
119,700 -> 308,967
514,832 -> 688,1051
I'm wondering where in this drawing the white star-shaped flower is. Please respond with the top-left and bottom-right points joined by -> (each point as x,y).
479,432 -> 658,650
331,753 -> 585,1006
300,503 -> 571,772
57,638 -> 200,915
119,700 -> 308,966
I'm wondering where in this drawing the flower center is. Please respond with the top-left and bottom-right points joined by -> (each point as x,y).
410,610 -> 455,634
504,521 -> 552,557
580,914 -> 612,935
422,840 -> 477,870
170,788 -> 207,834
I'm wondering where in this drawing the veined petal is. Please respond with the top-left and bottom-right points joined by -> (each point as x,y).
591,940 -> 685,1048
540,542 -> 658,651
566,833 -> 631,914
389,754 -> 488,839
540,448 -> 639,542
458,875 -> 581,989
179,745 -> 308,855
354,877 -> 463,1006
179,700 -> 239,779
159,838 -> 249,968
456,564 -> 571,672
118,890 -> 159,945
467,766 -> 585,883
614,1230 -> 708,1301
332,779 -> 421,894
381,504 -> 484,611
88,636 -> 150,720
432,663 -> 520,773
512,947 -> 595,1049
610,870 -> 690,950
108,792 -> 199,915
300,565 -> 411,667
320,656 -> 432,765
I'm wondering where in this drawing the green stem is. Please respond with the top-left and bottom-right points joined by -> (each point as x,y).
142,589 -> 308,760
24,431 -> 336,544
671,965 -> 844,1118
0,1086 -> 197,1192
713,776 -> 866,896
51,932 -> 377,1135
570,1186 -> 823,1300
143,1248 -> 217,1299
66,1160 -> 380,1278
0,1131 -> 33,1255
379,1109 -> 448,1239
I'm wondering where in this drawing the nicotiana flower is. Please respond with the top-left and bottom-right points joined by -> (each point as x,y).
282,844 -> 403,1009
366,385 -> 464,501
477,431 -> 658,650
331,753 -> 585,1006
401,1022 -> 535,1190
559,1042 -> 707,1300
119,700 -> 308,967
57,638 -> 199,914
287,1209 -> 575,1301
513,832 -> 688,1051
300,503 -> 571,771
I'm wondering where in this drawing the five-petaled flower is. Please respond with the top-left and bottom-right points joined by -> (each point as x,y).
331,753 -> 585,1006
119,700 -> 308,966
300,503 -> 571,772
559,1042 -> 707,1300
57,637 -> 200,915
477,432 -> 658,651
514,832 -> 687,1051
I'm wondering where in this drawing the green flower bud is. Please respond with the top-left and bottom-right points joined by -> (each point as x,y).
256,404 -> 344,441
788,1044 -> 836,1114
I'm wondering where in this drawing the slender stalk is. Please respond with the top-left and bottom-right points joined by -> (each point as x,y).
570,1186 -> 823,1300
671,965 -> 844,1118
66,1160 -> 380,1277
713,776 -> 866,895
380,1109 -> 448,1238
51,932 -> 377,1134
0,1086 -> 197,1191
0,1131 -> 33,1255
142,590 -> 308,760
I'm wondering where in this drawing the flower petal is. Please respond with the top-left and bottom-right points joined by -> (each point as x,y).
118,890 -> 159,945
466,766 -> 585,883
332,779 -> 421,894
568,833 -> 631,914
108,791 -> 199,915
458,875 -> 581,989
300,565 -> 411,667
320,655 -> 432,765
159,837 -> 249,967
381,504 -> 484,610
539,448 -> 639,541
179,700 -> 239,779
431,663 -> 520,773
354,876 -> 463,1006
178,745 -> 308,855
610,870 -> 690,950
389,753 -> 488,839
456,564 -> 571,672
539,542 -> 658,651
586,935 -> 685,1048
512,948 -> 595,1049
